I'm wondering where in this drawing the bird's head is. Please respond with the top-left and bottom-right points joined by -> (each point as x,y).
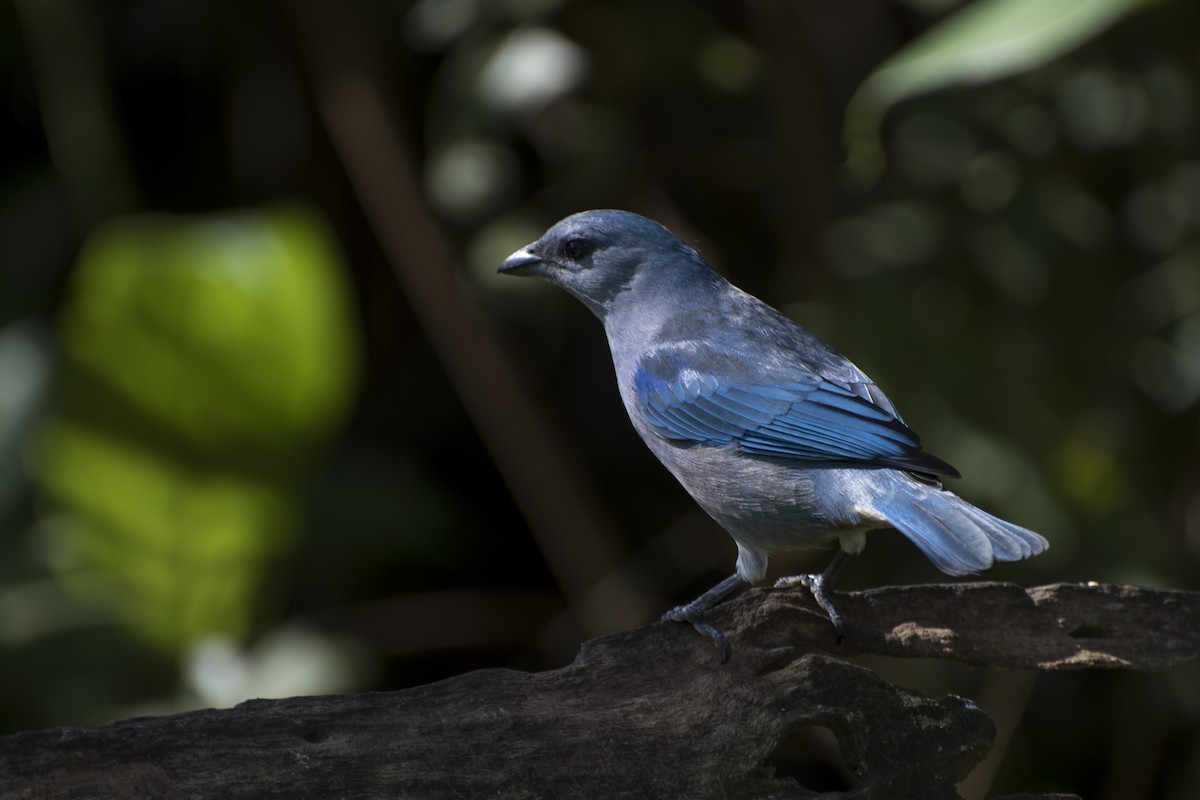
499,209 -> 712,320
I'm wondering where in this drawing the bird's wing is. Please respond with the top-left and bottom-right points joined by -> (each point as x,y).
633,347 -> 959,477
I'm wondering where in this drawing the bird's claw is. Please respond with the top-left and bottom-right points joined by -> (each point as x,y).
775,573 -> 846,641
662,605 -> 732,663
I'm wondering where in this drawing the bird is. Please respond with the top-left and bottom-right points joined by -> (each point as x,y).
499,209 -> 1048,661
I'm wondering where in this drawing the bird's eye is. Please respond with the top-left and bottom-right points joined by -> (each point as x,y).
562,238 -> 593,261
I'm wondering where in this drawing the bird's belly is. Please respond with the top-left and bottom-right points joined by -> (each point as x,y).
644,439 -> 887,554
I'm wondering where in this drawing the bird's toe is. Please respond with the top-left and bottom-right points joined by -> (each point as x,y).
662,603 -> 732,663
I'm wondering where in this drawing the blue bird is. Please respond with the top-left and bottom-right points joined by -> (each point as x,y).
500,209 -> 1048,660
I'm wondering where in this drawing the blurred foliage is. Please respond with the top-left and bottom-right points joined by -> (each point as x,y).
36,207 -> 360,652
1,0 -> 1199,796
845,0 -> 1164,180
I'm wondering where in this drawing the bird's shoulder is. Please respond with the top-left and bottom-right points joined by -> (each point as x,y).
642,287 -> 891,408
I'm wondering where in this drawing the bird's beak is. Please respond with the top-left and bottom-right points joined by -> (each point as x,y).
498,246 -> 546,277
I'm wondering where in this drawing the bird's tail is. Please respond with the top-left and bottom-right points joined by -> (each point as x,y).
875,476 -> 1049,576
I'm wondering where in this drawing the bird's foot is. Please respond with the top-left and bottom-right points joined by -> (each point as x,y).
774,572 -> 846,640
662,603 -> 732,663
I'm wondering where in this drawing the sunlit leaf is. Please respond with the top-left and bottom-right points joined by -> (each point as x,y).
59,206 -> 359,454
845,0 -> 1163,181
35,206 -> 360,652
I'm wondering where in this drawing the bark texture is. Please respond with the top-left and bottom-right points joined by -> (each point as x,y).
3,581 -> 1195,799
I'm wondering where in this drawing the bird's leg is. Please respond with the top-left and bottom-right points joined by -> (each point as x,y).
661,573 -> 746,663
774,549 -> 851,638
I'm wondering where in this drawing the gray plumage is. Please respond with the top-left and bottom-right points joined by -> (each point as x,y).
500,209 -> 1048,658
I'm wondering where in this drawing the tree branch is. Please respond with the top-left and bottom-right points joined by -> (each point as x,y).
740,580 -> 1200,670
2,582 -> 1192,799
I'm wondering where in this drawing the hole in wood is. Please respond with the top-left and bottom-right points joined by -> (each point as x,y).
765,724 -> 853,792
296,726 -> 330,744
1067,625 -> 1111,640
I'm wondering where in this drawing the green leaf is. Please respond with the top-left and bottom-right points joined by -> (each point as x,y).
844,0 -> 1163,181
35,206 -> 360,652
59,206 -> 359,454
37,423 -> 293,650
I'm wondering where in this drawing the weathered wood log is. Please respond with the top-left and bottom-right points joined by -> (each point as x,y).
743,580 -> 1200,669
2,582 -> 1194,799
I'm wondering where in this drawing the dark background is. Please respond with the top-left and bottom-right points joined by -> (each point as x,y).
2,0 -> 1198,797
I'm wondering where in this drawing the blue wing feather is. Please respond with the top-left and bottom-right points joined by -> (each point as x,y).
634,349 -> 958,477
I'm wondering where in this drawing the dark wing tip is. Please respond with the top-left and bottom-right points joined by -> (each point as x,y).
900,449 -> 961,481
